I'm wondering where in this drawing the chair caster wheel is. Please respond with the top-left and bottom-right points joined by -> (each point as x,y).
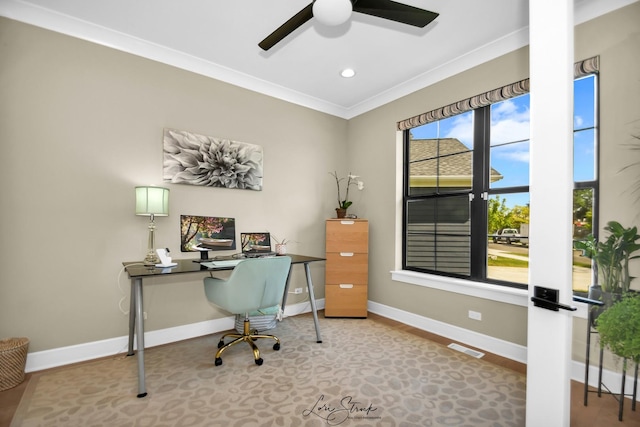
215,358 -> 222,366
255,358 -> 263,366
217,341 -> 224,349
273,343 -> 280,351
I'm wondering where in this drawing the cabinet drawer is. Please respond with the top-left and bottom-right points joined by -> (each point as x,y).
324,284 -> 368,318
326,220 -> 369,253
325,252 -> 368,284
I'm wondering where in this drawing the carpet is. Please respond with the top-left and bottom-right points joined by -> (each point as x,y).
11,314 -> 526,426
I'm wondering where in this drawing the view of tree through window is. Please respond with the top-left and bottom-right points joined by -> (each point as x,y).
403,74 -> 598,290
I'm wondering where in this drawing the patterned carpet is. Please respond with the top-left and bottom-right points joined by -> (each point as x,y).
11,314 -> 526,426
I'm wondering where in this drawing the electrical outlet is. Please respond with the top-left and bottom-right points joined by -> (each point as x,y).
294,288 -> 303,294
468,310 -> 482,321
143,311 -> 148,320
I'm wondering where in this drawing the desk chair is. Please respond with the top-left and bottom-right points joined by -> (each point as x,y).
203,256 -> 292,366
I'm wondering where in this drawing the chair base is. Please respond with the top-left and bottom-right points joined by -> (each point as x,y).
215,318 -> 280,366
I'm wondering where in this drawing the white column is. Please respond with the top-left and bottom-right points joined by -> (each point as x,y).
526,0 -> 575,426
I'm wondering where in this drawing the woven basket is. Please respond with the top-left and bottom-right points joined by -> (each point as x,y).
0,337 -> 29,391
235,305 -> 279,333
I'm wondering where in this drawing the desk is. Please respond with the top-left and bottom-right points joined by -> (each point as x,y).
123,254 -> 325,398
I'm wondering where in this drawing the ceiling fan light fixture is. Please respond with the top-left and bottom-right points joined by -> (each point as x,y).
313,0 -> 353,26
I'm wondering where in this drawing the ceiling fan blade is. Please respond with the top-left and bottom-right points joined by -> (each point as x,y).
259,4 -> 314,51
352,0 -> 439,28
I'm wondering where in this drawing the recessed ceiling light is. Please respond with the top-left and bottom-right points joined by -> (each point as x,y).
340,68 -> 356,78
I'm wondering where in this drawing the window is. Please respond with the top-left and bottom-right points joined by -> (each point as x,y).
405,112 -> 474,275
572,74 -> 599,293
486,94 -> 531,286
400,60 -> 598,289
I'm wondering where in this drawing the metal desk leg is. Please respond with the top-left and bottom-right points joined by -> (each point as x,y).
133,278 -> 147,398
127,278 -> 136,356
281,267 -> 292,313
303,262 -> 322,343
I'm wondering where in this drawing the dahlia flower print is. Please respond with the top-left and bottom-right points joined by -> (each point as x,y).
163,129 -> 263,190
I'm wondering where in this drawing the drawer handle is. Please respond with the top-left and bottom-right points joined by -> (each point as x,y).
340,252 -> 354,257
340,220 -> 355,225
339,284 -> 354,289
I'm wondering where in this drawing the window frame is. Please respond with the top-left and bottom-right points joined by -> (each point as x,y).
400,63 -> 599,290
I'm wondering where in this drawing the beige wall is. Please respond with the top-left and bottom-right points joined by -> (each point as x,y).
349,1 -> 640,349
0,18 -> 346,352
1,2 -> 639,361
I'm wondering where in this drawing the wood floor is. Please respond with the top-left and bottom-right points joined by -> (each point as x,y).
1,312 -> 639,426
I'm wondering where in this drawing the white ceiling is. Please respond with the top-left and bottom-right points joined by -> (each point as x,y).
0,0 -> 636,118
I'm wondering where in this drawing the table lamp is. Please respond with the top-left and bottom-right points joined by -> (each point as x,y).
135,186 -> 170,265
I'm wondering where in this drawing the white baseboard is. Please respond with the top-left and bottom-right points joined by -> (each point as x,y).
367,300 -> 640,402
25,299 -> 324,373
25,317 -> 235,373
367,300 -> 528,363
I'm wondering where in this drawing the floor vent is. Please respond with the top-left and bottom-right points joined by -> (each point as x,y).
447,343 -> 485,359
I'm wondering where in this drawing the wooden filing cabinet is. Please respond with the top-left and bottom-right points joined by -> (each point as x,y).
324,219 -> 369,318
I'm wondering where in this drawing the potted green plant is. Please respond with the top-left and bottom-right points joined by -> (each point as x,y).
595,294 -> 640,368
271,235 -> 294,255
574,221 -> 640,325
575,221 -> 640,296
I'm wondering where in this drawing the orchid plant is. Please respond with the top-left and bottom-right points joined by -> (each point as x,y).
330,171 -> 364,210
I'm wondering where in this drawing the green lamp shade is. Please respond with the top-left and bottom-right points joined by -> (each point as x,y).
135,186 -> 169,216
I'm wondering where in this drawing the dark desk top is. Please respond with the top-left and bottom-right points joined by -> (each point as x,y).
123,254 -> 325,278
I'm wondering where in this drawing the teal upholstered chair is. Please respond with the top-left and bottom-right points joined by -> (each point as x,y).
203,256 -> 292,366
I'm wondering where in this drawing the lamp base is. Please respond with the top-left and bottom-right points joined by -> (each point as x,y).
143,249 -> 160,266
143,216 -> 160,266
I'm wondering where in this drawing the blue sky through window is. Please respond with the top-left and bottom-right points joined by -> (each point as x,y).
410,75 -> 596,208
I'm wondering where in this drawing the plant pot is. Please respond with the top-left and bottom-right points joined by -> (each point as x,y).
335,208 -> 347,218
588,285 -> 623,328
588,285 -> 604,327
275,244 -> 287,255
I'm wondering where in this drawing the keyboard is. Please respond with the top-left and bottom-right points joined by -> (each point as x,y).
244,251 -> 277,258
201,259 -> 243,268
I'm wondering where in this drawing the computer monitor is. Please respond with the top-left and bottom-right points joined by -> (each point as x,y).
240,232 -> 272,256
180,215 -> 236,260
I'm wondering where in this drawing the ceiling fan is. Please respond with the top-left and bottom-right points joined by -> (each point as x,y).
258,0 -> 439,51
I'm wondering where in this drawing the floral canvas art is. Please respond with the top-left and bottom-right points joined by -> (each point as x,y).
163,128 -> 263,190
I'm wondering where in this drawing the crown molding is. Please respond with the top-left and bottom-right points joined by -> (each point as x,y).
1,0 -> 637,120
